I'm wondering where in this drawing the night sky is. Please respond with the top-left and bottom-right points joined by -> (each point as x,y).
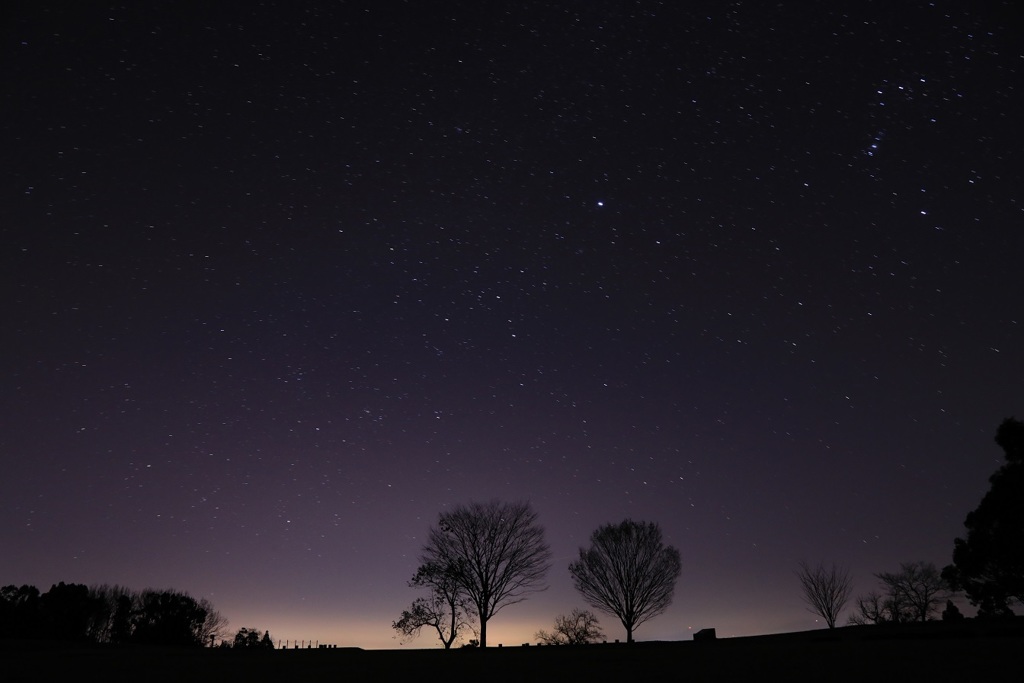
2,1 -> 1022,648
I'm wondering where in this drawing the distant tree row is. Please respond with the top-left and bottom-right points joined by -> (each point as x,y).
798,417 -> 1024,627
0,583 -> 226,647
396,417 -> 1023,648
222,626 -> 275,649
393,500 -> 682,647
847,561 -> 951,624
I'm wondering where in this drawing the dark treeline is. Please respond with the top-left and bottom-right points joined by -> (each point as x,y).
226,626 -> 274,650
0,582 -> 227,647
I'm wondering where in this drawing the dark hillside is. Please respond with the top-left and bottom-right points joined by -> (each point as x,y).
4,622 -> 1022,683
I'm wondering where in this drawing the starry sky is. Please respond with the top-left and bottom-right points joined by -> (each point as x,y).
2,0 -> 1022,648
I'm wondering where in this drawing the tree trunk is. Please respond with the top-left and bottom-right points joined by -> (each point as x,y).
626,625 -> 633,644
479,617 -> 487,648
443,605 -> 455,649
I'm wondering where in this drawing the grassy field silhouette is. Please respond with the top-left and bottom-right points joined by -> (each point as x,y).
5,622 -> 1022,682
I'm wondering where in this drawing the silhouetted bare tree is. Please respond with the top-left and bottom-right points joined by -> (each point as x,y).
419,500 -> 551,647
86,584 -> 134,643
849,591 -> 893,625
109,593 -> 135,644
878,561 -> 950,622
796,561 -> 853,628
393,560 -> 475,649
536,608 -> 603,645
850,561 -> 951,624
569,519 -> 681,643
196,598 -> 229,647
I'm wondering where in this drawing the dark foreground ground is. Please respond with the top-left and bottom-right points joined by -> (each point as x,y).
4,622 -> 1022,683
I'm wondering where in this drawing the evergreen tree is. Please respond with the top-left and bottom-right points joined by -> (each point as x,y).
943,418 -> 1024,615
